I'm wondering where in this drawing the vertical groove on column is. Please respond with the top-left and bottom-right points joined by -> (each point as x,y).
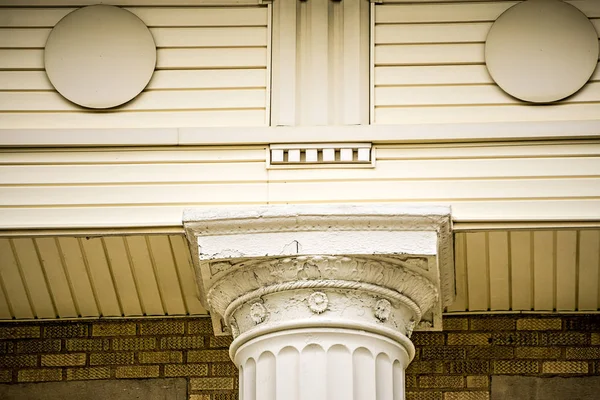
239,365 -> 244,400
243,358 -> 256,400
376,353 -> 394,400
300,344 -> 327,400
257,351 -> 276,400
353,347 -> 376,400
392,360 -> 404,400
327,344 -> 353,400
276,347 -> 300,400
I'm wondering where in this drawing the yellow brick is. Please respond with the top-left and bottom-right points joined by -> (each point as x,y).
565,347 -> 600,359
443,318 -> 469,331
113,337 -> 156,351
160,336 -> 204,350
139,351 -> 182,364
92,323 -> 136,337
515,347 -> 561,359
592,333 -> 600,345
0,369 -> 12,383
209,336 -> 233,348
188,350 -> 231,363
189,395 -> 211,400
466,376 -> 489,389
18,369 -> 62,382
418,376 -> 464,389
447,334 -> 491,346
470,318 -> 515,331
42,353 -> 86,367
115,365 -> 159,379
493,361 -> 539,374
66,367 -> 110,380
16,340 -> 62,353
444,392 -> 489,400
188,319 -> 212,335
66,338 -> 110,352
90,352 -> 134,365
0,355 -> 38,368
407,393 -> 442,400
44,325 -> 87,338
0,326 -> 40,340
140,321 -> 185,335
190,377 -> 234,391
165,364 -> 208,377
517,318 -> 562,331
542,361 -> 588,374
211,363 -> 237,376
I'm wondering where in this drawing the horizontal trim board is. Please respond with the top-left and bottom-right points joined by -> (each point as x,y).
0,48 -> 268,69
0,89 -> 267,111
3,121 -> 600,146
0,26 -> 268,48
0,200 -> 599,230
374,1 -> 600,22
0,110 -> 268,129
0,6 -> 268,28
0,70 -> 267,91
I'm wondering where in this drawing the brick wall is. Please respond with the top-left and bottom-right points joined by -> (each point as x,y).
0,315 -> 599,400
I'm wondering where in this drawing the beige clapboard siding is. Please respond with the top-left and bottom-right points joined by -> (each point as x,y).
373,0 -> 600,124
0,6 -> 270,129
0,235 -> 205,319
449,230 -> 600,313
0,141 -> 599,229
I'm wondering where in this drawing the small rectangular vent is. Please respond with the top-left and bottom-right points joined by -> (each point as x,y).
268,143 -> 373,168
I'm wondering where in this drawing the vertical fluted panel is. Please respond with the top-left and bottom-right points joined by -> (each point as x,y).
242,358 -> 256,400
257,352 -> 276,400
327,345 -> 353,400
300,344 -> 327,400
353,347 -> 376,400
376,353 -> 394,400
276,347 -> 300,400
393,361 -> 404,400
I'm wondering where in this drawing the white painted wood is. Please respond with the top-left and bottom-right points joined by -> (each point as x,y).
0,239 -> 34,318
79,238 -> 122,317
447,233 -> 467,312
372,1 -> 600,125
510,232 -> 532,311
124,236 -> 164,315
34,238 -> 78,318
0,5 -> 270,129
465,232 -> 488,311
146,235 -> 187,315
57,237 -> 98,317
0,283 -> 11,320
533,231 -> 554,311
578,230 -> 600,310
102,237 -> 143,316
11,238 -> 56,318
487,232 -> 510,311
169,235 -> 206,314
556,231 -> 578,311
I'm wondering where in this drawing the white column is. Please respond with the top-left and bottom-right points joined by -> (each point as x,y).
235,328 -> 410,400
184,205 -> 455,400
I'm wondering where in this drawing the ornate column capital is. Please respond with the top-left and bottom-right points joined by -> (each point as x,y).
184,204 -> 454,356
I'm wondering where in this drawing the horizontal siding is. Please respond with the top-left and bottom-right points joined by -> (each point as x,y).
449,230 -> 600,313
0,5 -> 270,129
372,0 -> 600,124
0,234 -> 206,320
0,141 -> 599,228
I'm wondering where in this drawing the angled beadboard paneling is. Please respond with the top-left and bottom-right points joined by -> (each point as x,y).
0,234 -> 206,320
0,141 -> 599,228
0,5 -> 270,129
449,230 -> 600,313
372,0 -> 600,124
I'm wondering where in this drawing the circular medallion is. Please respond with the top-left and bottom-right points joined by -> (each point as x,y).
374,299 -> 392,322
485,0 -> 598,103
44,5 -> 156,109
307,292 -> 329,314
249,303 -> 267,324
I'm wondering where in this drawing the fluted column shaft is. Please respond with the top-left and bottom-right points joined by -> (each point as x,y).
234,328 -> 411,400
